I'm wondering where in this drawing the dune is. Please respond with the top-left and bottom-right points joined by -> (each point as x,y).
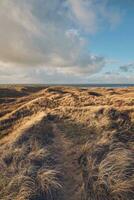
0,86 -> 134,200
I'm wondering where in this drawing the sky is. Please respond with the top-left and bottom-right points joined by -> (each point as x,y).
0,0 -> 134,84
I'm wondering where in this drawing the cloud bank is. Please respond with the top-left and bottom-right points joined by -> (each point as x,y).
0,0 -> 128,83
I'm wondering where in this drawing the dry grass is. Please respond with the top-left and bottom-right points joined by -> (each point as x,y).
79,144 -> 134,200
77,107 -> 134,200
0,85 -> 133,200
0,113 -> 62,200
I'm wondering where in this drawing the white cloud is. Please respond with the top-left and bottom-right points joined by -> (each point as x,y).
69,0 -> 122,32
0,0 -> 123,83
68,0 -> 97,33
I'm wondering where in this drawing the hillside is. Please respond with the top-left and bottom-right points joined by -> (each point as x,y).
0,86 -> 134,200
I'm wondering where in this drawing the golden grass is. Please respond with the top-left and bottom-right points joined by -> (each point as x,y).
0,113 -> 61,200
0,85 -> 133,200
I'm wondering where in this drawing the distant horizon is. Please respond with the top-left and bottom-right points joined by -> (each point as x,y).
0,83 -> 134,87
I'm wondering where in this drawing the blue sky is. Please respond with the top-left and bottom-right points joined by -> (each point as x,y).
0,0 -> 133,84
91,3 -> 134,62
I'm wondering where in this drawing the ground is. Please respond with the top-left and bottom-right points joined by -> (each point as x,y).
0,85 -> 134,200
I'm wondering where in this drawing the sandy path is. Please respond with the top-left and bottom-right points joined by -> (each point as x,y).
51,123 -> 82,200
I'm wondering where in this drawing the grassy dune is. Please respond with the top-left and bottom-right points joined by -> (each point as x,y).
0,86 -> 134,200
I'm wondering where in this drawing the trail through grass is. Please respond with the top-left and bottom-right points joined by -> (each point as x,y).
51,123 -> 82,200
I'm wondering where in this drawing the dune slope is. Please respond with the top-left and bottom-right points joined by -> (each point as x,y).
0,86 -> 134,200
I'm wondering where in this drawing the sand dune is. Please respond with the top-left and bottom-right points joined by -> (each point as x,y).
0,86 -> 134,200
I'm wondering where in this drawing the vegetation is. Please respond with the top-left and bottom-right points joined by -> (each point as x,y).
0,85 -> 133,199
